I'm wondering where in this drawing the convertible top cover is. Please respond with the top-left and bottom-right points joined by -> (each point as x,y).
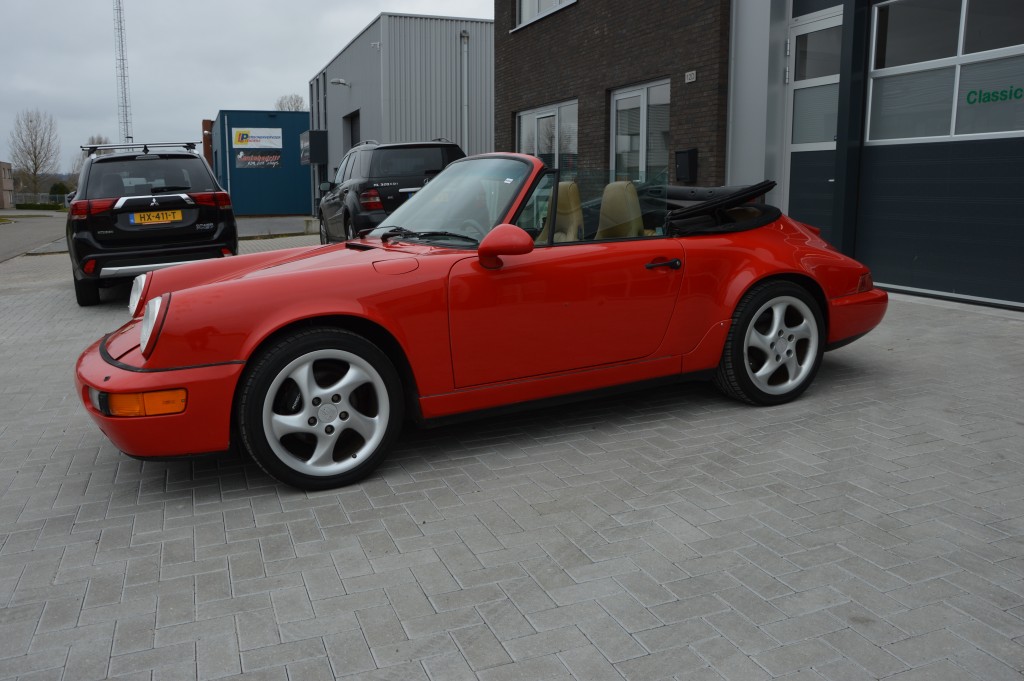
665,180 -> 781,237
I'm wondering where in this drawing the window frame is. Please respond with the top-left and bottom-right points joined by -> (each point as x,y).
866,0 -> 1024,145
512,0 -> 576,31
609,79 -> 671,183
516,100 -> 579,176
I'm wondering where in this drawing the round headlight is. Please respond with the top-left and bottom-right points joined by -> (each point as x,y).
128,273 -> 148,317
139,296 -> 164,356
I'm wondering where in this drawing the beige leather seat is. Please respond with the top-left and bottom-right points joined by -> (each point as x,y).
595,181 -> 643,239
536,181 -> 583,244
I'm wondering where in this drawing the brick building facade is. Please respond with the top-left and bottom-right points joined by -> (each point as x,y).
496,0 -> 1024,308
494,0 -> 731,186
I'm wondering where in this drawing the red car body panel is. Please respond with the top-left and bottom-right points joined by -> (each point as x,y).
75,338 -> 241,456
74,153 -> 887,460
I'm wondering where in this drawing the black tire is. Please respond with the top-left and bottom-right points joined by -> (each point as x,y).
343,214 -> 354,241
318,215 -> 328,244
237,328 -> 404,490
714,280 -> 824,406
74,276 -> 100,307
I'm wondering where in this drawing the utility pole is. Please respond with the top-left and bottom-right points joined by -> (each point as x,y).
113,0 -> 133,144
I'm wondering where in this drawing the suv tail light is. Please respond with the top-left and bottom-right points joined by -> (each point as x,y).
190,191 -> 232,209
70,198 -> 117,220
359,189 -> 384,211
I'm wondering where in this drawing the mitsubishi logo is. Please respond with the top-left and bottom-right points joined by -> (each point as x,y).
150,198 -> 158,207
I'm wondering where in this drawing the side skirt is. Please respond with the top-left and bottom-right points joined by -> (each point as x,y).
415,370 -> 715,429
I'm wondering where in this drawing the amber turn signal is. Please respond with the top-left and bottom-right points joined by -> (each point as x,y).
106,389 -> 187,417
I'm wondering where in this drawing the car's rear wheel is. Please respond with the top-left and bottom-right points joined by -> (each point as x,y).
715,281 -> 823,405
318,215 -> 328,244
74,276 -> 100,307
343,214 -> 354,240
237,328 -> 404,489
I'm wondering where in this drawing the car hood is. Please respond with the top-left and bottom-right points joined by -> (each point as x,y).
144,240 -> 462,299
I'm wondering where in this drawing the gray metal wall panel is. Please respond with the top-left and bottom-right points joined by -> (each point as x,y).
310,13 -> 494,183
312,20 -> 385,176
382,15 -> 494,154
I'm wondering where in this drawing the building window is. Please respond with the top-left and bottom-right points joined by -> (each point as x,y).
610,80 -> 670,182
868,0 -> 1024,143
517,0 -> 575,27
517,101 -> 578,176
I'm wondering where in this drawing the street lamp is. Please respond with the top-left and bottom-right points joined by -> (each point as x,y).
330,78 -> 350,87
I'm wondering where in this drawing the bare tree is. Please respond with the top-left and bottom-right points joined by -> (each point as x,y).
8,108 -> 61,194
69,152 -> 85,184
69,134 -> 113,182
275,94 -> 307,111
86,134 -> 114,155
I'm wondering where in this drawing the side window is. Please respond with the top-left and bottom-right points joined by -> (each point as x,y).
514,172 -> 557,241
334,155 -> 349,184
356,150 -> 372,178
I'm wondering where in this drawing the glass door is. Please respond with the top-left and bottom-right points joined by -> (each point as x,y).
783,12 -> 842,237
610,81 -> 670,182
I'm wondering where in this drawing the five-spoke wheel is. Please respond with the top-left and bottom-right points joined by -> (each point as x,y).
716,281 -> 823,405
238,328 -> 403,489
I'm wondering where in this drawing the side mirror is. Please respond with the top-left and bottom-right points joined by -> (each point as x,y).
478,224 -> 534,270
318,181 -> 333,192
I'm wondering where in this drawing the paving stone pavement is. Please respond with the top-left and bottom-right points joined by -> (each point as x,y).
2,237 -> 1024,680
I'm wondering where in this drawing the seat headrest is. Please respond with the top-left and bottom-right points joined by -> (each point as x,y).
596,181 -> 643,239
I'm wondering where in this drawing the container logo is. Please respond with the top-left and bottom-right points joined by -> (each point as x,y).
231,128 -> 282,149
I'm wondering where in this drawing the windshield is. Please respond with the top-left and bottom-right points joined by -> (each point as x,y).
369,147 -> 447,178
85,155 -> 216,199
371,157 -> 532,243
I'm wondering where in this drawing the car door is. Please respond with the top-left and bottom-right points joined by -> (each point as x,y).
448,173 -> 685,388
322,155 -> 350,236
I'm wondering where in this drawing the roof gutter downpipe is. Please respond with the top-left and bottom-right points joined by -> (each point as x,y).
461,29 -> 470,153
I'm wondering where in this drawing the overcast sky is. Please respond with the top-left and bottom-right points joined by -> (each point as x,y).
1,0 -> 493,174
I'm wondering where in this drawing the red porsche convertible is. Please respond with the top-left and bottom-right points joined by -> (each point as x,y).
75,154 -> 887,489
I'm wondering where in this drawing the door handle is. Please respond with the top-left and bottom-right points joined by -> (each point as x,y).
645,258 -> 682,270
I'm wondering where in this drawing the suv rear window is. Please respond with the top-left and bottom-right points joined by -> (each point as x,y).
369,147 -> 447,178
85,156 -> 217,199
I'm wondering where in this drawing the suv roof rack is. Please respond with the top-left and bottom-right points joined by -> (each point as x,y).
81,142 -> 198,156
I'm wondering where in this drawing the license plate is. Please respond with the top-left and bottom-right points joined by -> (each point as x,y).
130,210 -> 182,225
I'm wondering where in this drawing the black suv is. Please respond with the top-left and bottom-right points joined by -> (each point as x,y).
317,140 -> 465,243
67,142 -> 238,306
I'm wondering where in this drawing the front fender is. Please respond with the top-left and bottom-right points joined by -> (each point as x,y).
142,262 -> 456,398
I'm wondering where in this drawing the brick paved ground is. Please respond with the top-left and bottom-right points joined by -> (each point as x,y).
1,238 -> 1023,680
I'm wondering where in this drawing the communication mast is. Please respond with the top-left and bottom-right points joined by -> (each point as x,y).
113,0 -> 133,143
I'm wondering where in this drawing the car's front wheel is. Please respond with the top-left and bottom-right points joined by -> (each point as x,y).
715,281 -> 823,405
74,275 -> 100,307
237,328 -> 404,489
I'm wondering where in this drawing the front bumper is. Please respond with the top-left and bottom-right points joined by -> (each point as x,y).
75,335 -> 244,457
